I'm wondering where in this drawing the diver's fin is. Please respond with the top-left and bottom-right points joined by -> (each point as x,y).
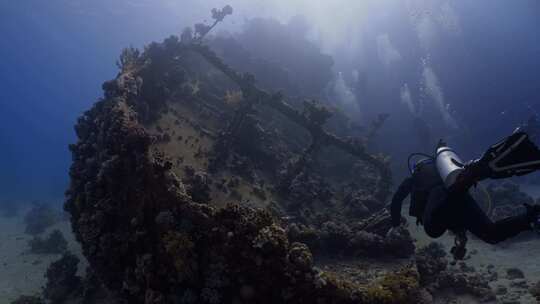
483,131 -> 540,178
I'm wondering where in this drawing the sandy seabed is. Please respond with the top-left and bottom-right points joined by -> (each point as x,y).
1,185 -> 540,304
406,189 -> 540,304
0,207 -> 86,304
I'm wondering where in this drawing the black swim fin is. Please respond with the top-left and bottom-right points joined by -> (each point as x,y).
481,131 -> 540,178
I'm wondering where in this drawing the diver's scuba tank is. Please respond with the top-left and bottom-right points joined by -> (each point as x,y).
435,144 -> 473,260
436,145 -> 465,189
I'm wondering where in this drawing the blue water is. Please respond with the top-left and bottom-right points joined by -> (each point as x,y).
0,1 -> 204,201
0,1 -> 539,202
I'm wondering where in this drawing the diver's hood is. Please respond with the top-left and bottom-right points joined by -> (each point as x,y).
484,131 -> 540,178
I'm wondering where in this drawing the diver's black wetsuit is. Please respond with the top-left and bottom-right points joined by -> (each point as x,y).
390,162 -> 532,244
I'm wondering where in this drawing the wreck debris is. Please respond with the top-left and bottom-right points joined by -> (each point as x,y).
61,6 -> 430,304
190,43 -> 392,202
366,113 -> 390,143
287,212 -> 415,258
64,69 -> 423,303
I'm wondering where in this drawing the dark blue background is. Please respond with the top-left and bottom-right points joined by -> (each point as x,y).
0,1 -> 538,201
0,1 -> 196,201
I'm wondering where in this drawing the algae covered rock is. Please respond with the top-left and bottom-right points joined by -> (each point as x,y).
364,266 -> 423,304
415,242 -> 448,282
415,242 -> 496,303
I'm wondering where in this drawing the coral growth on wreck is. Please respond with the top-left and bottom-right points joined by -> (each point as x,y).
63,10 -> 405,303
59,6 -> 499,304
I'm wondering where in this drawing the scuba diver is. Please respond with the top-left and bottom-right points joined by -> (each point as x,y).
389,130 -> 540,259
